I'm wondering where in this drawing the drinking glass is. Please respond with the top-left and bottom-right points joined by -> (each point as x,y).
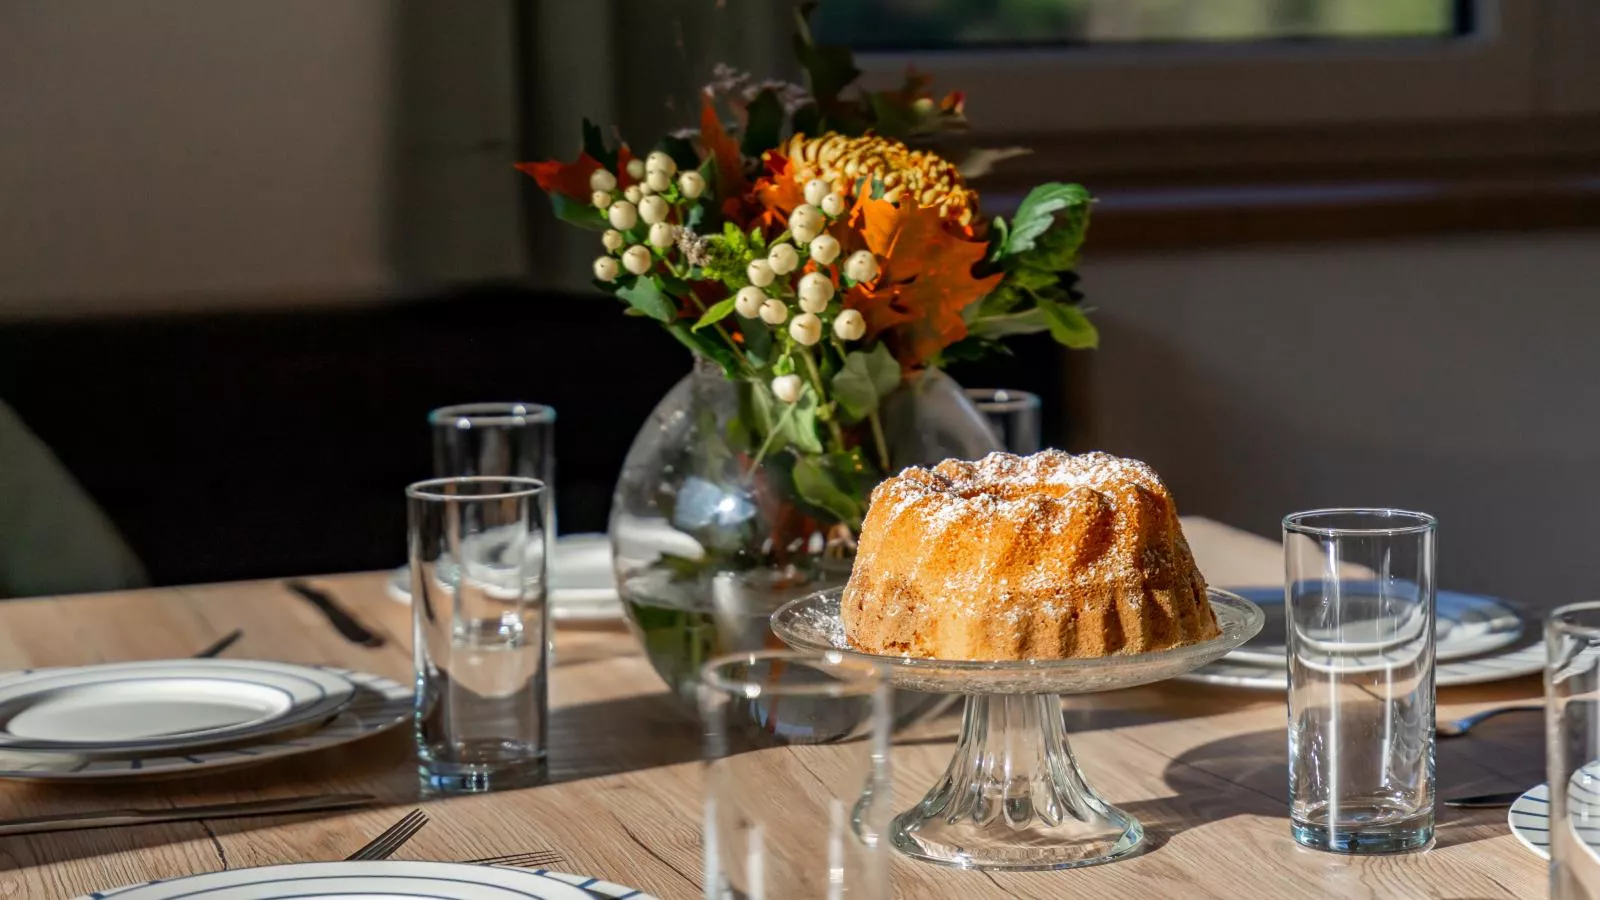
409,476 -> 549,793
430,402 -> 556,534
701,650 -> 892,899
963,388 -> 1042,454
1284,508 -> 1437,853
1547,602 -> 1600,898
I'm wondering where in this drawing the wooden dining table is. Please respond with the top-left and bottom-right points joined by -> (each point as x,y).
0,518 -> 1547,899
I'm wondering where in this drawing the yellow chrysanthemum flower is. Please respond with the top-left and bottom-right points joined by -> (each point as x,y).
782,133 -> 978,228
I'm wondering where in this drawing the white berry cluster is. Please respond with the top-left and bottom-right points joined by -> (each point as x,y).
733,179 -> 882,404
590,151 -> 706,283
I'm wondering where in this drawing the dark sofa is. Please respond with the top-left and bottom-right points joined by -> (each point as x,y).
0,284 -> 1069,586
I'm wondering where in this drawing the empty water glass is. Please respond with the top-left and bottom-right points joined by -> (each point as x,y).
409,476 -> 549,793
963,388 -> 1042,454
1547,602 -> 1600,898
431,402 -> 556,533
1284,508 -> 1437,853
702,650 -> 892,899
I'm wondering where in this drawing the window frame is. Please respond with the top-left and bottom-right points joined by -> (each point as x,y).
846,1 -> 1597,136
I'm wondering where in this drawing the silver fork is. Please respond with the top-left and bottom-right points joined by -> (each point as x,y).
345,809 -> 429,861
464,849 -> 565,869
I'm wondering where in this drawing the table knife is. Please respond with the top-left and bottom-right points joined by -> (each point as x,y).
0,793 -> 375,836
285,580 -> 386,647
1442,790 -> 1525,809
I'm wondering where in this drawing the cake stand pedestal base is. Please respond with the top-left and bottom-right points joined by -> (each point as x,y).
891,693 -> 1143,871
770,588 -> 1265,872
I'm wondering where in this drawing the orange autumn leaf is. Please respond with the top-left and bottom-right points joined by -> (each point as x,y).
514,147 -> 637,200
752,152 -> 807,228
700,91 -> 747,221
844,197 -> 1001,368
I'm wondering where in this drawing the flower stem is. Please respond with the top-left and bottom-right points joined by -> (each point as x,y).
799,345 -> 846,452
746,394 -> 796,481
683,289 -> 749,373
867,409 -> 891,473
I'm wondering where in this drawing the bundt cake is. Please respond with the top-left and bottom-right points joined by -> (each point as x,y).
841,450 -> 1219,660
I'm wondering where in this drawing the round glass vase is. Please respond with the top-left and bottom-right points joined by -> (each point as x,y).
611,356 -> 1000,712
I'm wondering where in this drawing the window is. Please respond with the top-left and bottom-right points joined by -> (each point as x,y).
830,1 -> 1599,138
816,0 -> 1470,49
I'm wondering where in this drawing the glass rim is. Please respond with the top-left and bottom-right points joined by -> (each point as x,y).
700,649 -> 886,699
1548,601 -> 1600,638
406,475 -> 547,502
428,402 -> 556,427
963,387 -> 1041,413
1283,507 -> 1437,537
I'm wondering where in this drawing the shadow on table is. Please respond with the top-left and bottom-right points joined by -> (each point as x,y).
0,691 -> 706,875
1157,721 -> 1541,853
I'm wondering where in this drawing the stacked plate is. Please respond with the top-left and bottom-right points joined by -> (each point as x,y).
82,862 -> 658,899
0,660 -> 409,781
1179,585 -> 1540,689
389,532 -> 622,621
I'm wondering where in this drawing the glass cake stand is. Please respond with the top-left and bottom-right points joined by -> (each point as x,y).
770,587 -> 1264,871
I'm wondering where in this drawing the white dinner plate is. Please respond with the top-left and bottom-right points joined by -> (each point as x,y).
81,862 -> 659,899
1510,765 -> 1600,862
0,660 -> 355,754
1179,641 -> 1545,690
389,533 -> 622,620
1223,585 -> 1523,666
1511,782 -> 1554,859
0,668 -> 408,781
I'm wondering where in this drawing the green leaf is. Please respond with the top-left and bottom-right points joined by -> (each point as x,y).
793,37 -> 860,110
792,455 -> 863,526
665,322 -> 740,377
831,344 -> 902,423
1036,297 -> 1099,349
616,276 -> 677,323
693,296 -> 738,332
549,193 -> 607,231
786,387 -> 825,454
581,118 -> 616,171
865,91 -> 919,141
742,89 -> 785,157
1021,206 -> 1093,273
987,216 -> 1010,262
791,103 -> 822,138
749,380 -> 824,455
966,307 -> 1049,339
655,135 -> 699,175
938,335 -> 1011,364
736,315 -> 773,367
977,283 -> 1023,317
1004,183 -> 1091,257
1005,264 -> 1060,291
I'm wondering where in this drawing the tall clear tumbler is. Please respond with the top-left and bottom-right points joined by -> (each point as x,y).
1546,602 -> 1600,898
409,476 -> 549,794
1284,508 -> 1437,853
963,388 -> 1042,454
701,650 -> 892,899
430,402 -> 556,536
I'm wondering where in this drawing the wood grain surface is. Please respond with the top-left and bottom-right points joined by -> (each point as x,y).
0,520 -> 1547,899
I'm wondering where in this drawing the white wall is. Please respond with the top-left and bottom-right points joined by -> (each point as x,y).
0,0 -> 396,313
1079,231 -> 1600,611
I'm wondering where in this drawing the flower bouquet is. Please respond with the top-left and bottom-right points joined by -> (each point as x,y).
518,6 -> 1096,703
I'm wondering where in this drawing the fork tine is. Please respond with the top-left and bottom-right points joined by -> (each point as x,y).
368,811 -> 428,861
346,809 -> 428,861
467,849 -> 565,868
366,811 -> 426,861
